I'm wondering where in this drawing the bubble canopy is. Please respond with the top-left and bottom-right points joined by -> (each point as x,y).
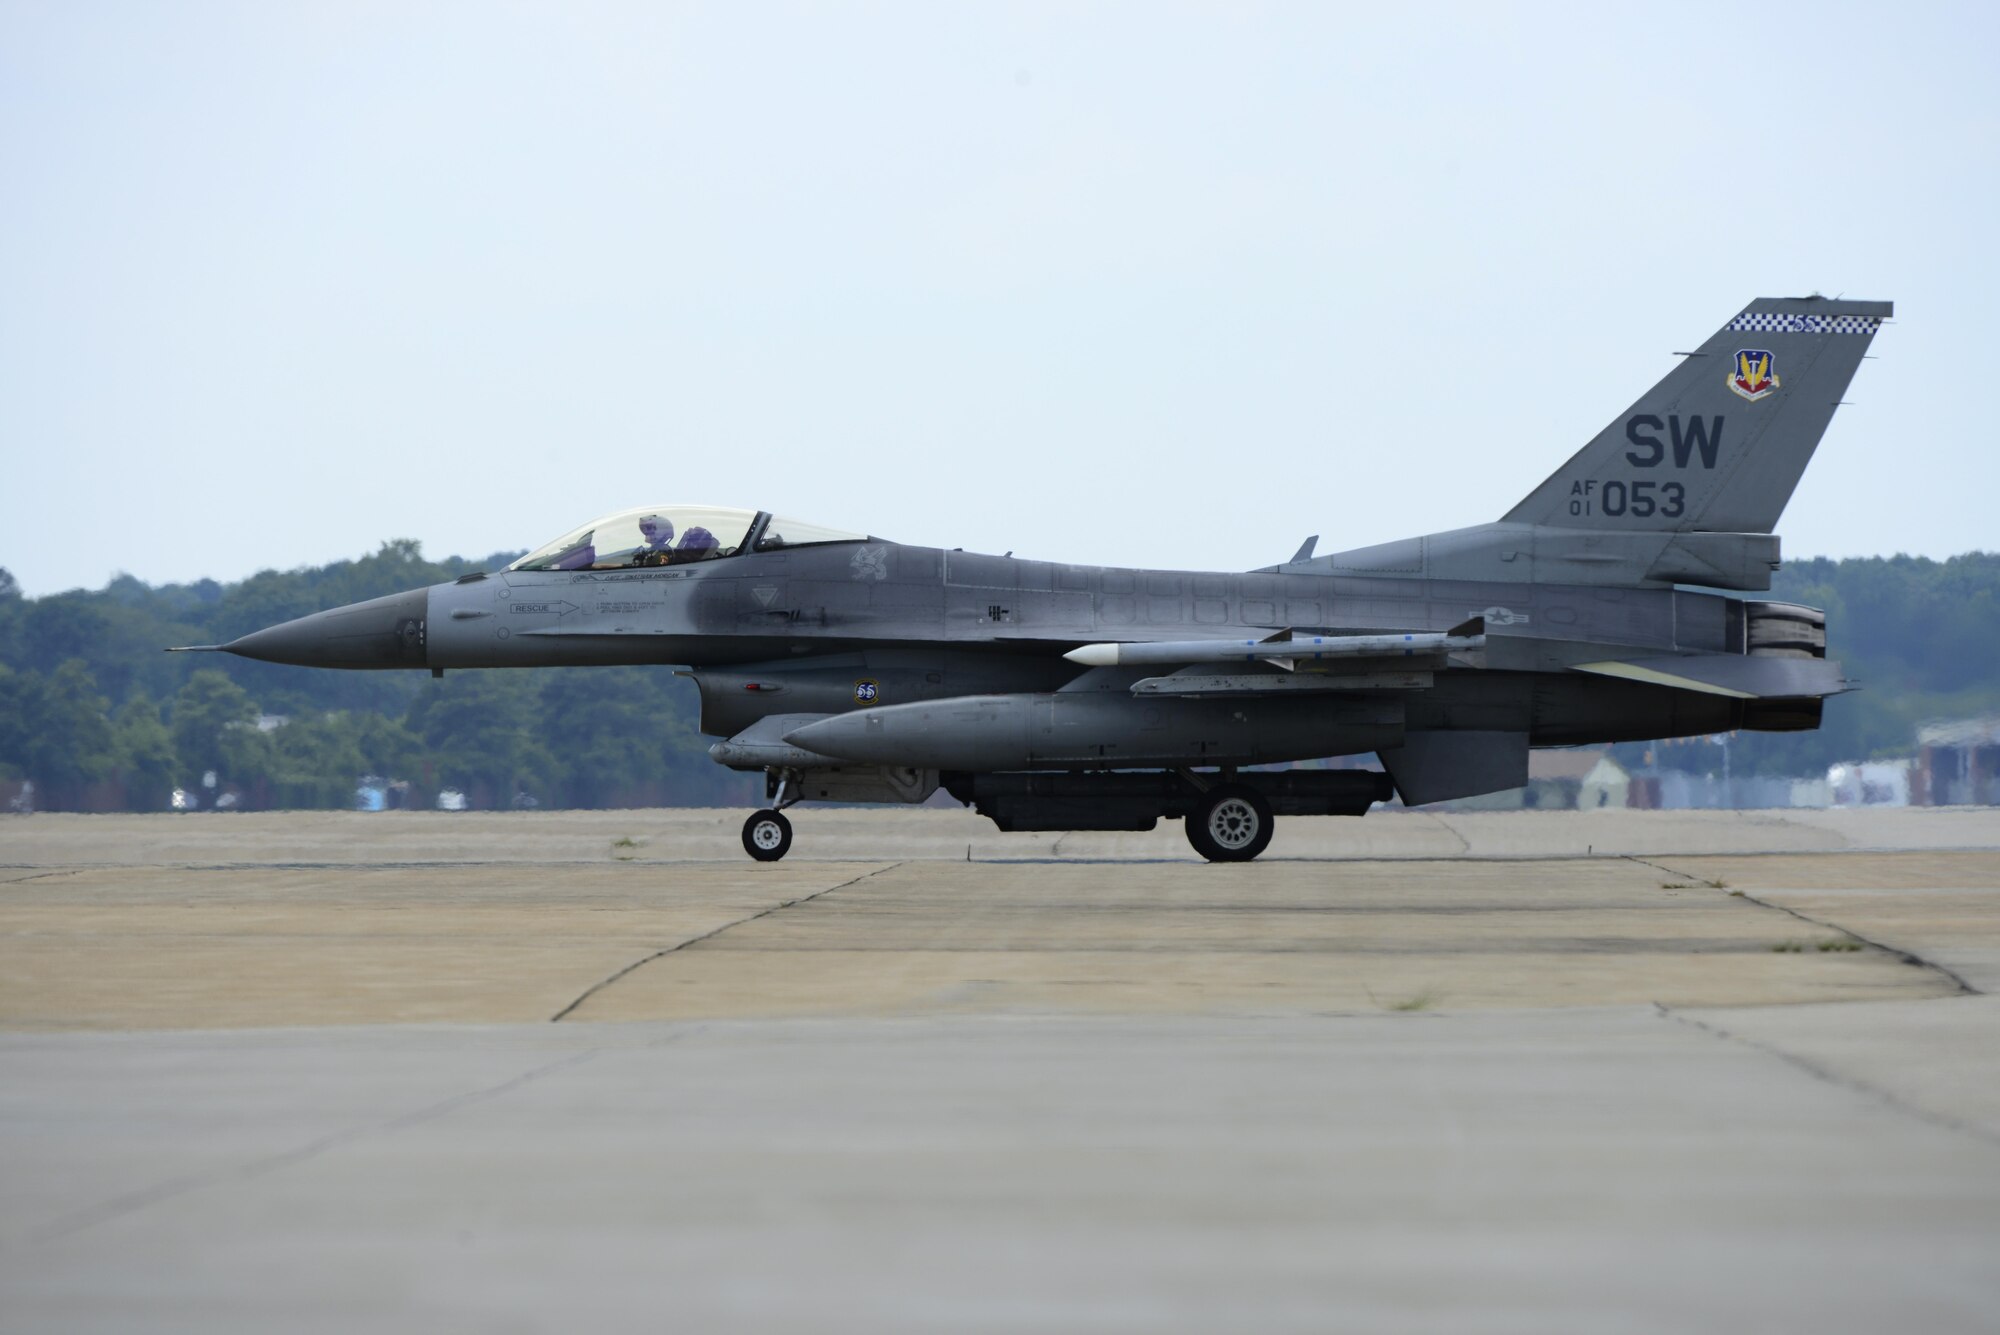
506,506 -> 867,573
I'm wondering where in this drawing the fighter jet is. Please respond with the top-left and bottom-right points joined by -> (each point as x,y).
174,297 -> 1888,861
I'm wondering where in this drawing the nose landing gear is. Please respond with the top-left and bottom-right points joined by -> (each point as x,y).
742,768 -> 802,862
742,808 -> 792,861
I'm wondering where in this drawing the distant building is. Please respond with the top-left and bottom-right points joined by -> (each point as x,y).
1448,749 -> 1625,810
1827,760 -> 1912,807
1577,754 -> 1631,811
1629,735 -> 1821,810
1913,719 -> 2000,806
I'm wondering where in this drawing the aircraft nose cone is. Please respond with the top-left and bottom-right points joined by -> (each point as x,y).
224,587 -> 430,669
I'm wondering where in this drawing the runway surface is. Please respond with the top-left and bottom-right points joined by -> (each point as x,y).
3,808 -> 1998,1332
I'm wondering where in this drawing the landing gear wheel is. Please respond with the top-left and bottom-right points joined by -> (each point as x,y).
1185,784 -> 1274,863
742,809 -> 793,862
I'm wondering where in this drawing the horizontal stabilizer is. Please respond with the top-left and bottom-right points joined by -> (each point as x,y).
1571,655 -> 1847,699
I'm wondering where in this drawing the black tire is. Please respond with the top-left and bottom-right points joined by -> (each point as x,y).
1184,784 -> 1274,862
742,809 -> 793,862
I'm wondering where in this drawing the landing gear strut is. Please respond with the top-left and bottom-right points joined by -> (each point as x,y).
742,768 -> 801,862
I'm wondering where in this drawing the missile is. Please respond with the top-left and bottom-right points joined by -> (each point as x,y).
1063,620 -> 1484,669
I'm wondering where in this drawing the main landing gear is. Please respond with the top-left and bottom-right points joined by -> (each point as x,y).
1183,782 -> 1274,863
742,769 -> 801,862
739,767 -> 1284,863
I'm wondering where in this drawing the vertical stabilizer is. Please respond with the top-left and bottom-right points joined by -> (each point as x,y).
1503,297 -> 1890,534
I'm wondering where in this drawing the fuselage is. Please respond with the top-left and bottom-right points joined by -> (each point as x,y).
224,532 -> 1784,765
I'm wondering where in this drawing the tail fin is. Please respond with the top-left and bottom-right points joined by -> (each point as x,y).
1503,297 -> 1890,533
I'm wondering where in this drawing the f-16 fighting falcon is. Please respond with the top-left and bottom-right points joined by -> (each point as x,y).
174,297 -> 1889,861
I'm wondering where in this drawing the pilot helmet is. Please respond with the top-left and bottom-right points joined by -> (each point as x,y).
637,514 -> 675,545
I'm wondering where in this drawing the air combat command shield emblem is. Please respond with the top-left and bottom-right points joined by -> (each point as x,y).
1729,349 -> 1780,402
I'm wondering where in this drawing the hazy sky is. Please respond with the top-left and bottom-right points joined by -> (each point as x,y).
3,2 -> 1994,597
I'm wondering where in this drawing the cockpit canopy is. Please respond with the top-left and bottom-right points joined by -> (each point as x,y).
506,506 -> 867,573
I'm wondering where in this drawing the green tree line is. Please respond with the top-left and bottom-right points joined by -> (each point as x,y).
0,546 -> 1994,810
1719,552 -> 2000,776
0,543 -> 751,812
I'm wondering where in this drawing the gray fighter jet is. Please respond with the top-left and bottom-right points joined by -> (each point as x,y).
175,297 -> 1888,860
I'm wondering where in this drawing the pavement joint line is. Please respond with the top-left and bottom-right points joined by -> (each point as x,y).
548,862 -> 904,1023
1653,1001 -> 2000,1151
1629,855 -> 1982,996
24,1045 -> 610,1248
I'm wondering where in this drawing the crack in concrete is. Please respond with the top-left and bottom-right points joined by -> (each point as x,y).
29,1045 -> 613,1246
549,863 -> 904,1022
0,869 -> 88,885
1654,1002 -> 2000,1151
1628,855 -> 1981,996
1622,853 -> 1727,885
1418,812 -> 1474,855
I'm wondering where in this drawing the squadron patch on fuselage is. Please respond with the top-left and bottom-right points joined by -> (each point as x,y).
1728,349 -> 1780,402
850,546 -> 889,581
853,679 -> 880,704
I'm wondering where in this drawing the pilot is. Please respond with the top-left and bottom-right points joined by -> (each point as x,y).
631,514 -> 676,567
673,526 -> 720,563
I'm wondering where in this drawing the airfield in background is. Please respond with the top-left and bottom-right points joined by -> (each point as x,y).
4,807 -> 1998,1331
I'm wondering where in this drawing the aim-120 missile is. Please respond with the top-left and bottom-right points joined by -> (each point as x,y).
1063,620 -> 1484,669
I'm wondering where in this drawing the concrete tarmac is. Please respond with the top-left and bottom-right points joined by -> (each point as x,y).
2,809 -> 1998,1332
